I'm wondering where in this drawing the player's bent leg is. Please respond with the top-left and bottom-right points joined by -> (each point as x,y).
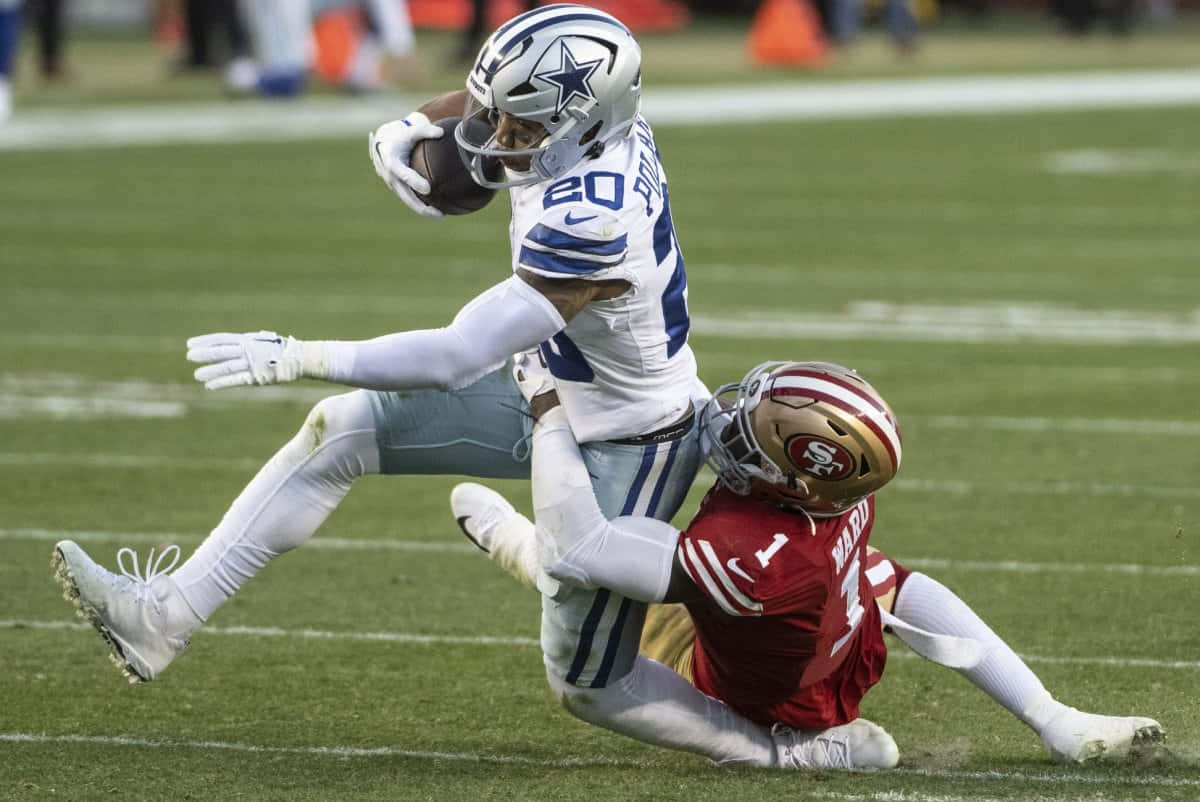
577,423 -> 703,523
370,365 -> 533,478
545,656 -> 779,767
892,570 -> 1165,763
451,481 -> 541,590
865,546 -> 902,613
638,603 -> 696,682
54,390 -> 381,681
542,588 -> 840,769
534,424 -> 700,686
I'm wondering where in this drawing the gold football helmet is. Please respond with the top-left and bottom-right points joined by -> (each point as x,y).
701,361 -> 902,517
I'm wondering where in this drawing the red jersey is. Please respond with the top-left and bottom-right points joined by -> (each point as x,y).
676,485 -> 887,730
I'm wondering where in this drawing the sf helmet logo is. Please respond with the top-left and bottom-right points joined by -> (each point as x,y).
786,435 -> 855,481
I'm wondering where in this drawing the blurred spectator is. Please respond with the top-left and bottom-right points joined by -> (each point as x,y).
239,0 -> 416,97
29,0 -> 65,80
0,0 -> 17,120
179,0 -> 251,72
1051,0 -> 1134,35
241,0 -> 311,96
832,0 -> 917,52
312,0 -> 418,91
457,0 -> 534,63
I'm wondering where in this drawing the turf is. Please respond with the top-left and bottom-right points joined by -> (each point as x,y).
1,90 -> 1198,799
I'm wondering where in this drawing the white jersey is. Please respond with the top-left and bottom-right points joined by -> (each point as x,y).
507,117 -> 702,443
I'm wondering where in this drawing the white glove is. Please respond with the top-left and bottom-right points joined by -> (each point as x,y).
368,112 -> 445,219
512,348 -> 556,405
187,331 -> 307,390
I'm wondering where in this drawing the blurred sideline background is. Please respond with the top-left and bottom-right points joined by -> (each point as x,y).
2,0 -> 1198,113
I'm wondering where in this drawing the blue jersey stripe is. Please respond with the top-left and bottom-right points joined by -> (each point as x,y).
590,596 -> 634,689
565,589 -> 611,685
519,246 -> 624,276
526,224 -> 627,257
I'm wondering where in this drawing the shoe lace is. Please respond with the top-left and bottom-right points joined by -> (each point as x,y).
773,723 -> 853,770
116,545 -> 181,606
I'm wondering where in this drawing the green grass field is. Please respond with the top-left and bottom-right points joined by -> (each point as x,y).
2,50 -> 1200,800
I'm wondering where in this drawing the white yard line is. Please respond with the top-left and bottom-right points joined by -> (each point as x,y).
893,477 -> 1200,501
0,394 -> 185,420
0,731 -> 1195,788
691,306 -> 1200,346
1044,148 -> 1200,175
4,619 -> 1196,671
3,528 -> 1195,575
8,305 -> 1200,354
7,374 -> 1200,429
923,416 -> 1200,437
0,453 -> 266,470
0,732 -> 638,767
4,71 -> 1200,151
0,527 -> 478,553
8,448 -> 1197,499
4,619 -> 535,647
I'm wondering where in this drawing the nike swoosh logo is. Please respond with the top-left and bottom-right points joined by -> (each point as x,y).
726,558 -> 753,582
456,516 -> 489,554
564,211 -> 598,225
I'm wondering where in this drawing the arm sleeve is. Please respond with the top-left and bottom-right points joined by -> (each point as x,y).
531,407 -> 680,602
312,276 -> 565,391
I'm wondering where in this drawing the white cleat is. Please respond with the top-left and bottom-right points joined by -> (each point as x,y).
52,540 -> 200,683
1040,706 -> 1166,763
450,482 -> 518,554
773,719 -> 899,770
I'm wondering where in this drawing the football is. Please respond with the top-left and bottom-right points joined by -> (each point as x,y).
411,116 -> 502,216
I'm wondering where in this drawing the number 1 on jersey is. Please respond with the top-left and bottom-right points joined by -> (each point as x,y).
754,533 -> 789,567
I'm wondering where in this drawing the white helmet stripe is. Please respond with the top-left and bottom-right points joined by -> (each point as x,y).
491,6 -> 629,62
770,375 -> 903,468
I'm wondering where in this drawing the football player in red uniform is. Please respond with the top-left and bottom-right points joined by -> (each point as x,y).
453,355 -> 1166,768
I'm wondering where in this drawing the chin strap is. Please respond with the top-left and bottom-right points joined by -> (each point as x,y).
879,603 -> 986,669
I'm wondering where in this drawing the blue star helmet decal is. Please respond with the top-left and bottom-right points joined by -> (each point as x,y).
535,42 -> 605,115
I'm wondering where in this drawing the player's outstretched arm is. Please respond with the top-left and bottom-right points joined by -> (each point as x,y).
513,351 -> 697,603
187,276 -> 565,391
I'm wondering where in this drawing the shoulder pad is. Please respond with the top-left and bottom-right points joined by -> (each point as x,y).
519,207 -> 629,279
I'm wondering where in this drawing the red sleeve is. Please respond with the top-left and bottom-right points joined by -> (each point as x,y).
678,504 -> 826,618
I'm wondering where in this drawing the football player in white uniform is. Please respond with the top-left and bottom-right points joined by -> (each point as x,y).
53,5 -> 828,769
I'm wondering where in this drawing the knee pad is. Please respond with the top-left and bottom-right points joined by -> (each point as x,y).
546,667 -> 622,724
288,391 -> 380,479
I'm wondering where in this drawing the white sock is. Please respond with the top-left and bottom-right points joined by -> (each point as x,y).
488,512 -> 541,591
171,393 -> 379,620
893,571 -> 1066,732
548,656 -> 777,767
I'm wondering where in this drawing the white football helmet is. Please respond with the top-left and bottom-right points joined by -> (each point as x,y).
454,4 -> 643,189
701,362 -> 903,517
